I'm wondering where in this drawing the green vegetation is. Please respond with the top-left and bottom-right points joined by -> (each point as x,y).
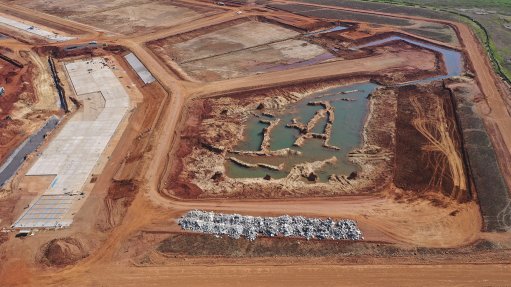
402,28 -> 453,43
359,0 -> 511,12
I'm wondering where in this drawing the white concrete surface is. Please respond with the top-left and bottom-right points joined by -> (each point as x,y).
0,15 -> 75,42
14,58 -> 130,228
12,195 -> 75,228
124,52 -> 155,84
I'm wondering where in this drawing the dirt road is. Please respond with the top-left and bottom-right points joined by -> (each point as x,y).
34,263 -> 511,287
187,49 -> 437,97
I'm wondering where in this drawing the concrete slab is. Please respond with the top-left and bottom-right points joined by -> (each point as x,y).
12,195 -> 76,228
14,57 -> 130,228
0,14 -> 75,42
124,52 -> 155,84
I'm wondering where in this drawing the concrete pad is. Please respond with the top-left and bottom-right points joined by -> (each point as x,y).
124,53 -> 155,84
12,195 -> 76,228
14,57 -> 130,228
0,15 -> 75,42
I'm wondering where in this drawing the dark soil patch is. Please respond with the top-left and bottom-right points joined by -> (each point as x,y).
403,28 -> 453,44
394,83 -> 467,201
99,179 -> 139,231
290,0 -> 457,22
269,3 -> 412,26
448,83 -> 511,231
106,180 -> 137,205
156,233 -> 507,262
158,233 -> 401,257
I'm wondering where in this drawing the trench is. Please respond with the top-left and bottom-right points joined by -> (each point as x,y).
303,24 -> 349,36
48,56 -> 69,113
0,53 -> 23,68
63,42 -> 98,51
0,116 -> 59,187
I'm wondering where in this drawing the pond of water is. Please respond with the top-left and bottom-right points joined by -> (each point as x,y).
226,83 -> 378,181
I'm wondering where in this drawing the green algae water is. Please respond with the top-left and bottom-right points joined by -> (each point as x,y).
226,82 -> 379,181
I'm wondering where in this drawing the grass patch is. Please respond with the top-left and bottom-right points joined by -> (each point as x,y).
402,28 -> 453,43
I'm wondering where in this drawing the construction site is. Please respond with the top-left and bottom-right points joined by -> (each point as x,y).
0,0 -> 510,285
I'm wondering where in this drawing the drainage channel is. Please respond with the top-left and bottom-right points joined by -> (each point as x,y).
356,35 -> 463,81
0,116 -> 59,187
48,56 -> 69,112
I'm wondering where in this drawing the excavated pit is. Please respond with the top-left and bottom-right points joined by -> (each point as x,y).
160,22 -> 470,201
167,79 -> 466,199
226,83 -> 376,181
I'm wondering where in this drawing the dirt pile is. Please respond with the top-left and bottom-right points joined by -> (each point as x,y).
40,237 -> 88,267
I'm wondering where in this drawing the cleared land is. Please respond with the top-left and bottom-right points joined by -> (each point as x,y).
149,19 -> 331,80
0,50 -> 59,178
0,14 -> 75,42
12,0 -> 222,36
0,0 -> 510,286
292,0 -> 511,82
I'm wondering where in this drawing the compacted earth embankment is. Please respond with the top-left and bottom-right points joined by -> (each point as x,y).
446,80 -> 511,231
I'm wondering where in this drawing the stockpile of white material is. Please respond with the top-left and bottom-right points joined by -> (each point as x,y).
178,210 -> 363,241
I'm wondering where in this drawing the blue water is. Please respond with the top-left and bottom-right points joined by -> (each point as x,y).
305,25 -> 348,36
235,117 -> 269,151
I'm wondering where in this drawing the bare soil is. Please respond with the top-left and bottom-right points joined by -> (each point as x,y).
167,78 -> 462,200
148,17 -> 331,81
394,82 -> 468,201
0,52 -> 56,167
0,0 -> 510,286
12,0 -> 222,36
99,180 -> 138,231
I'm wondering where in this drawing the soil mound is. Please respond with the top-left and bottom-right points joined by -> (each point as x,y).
41,237 -> 88,267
